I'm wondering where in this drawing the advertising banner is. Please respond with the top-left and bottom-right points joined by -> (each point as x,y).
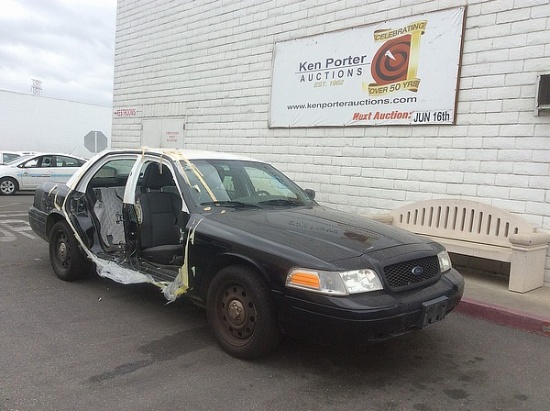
269,7 -> 465,127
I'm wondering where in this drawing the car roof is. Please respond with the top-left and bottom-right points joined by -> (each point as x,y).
98,148 -> 262,163
6,152 -> 86,165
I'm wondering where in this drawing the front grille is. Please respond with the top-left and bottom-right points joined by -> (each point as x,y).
382,256 -> 440,292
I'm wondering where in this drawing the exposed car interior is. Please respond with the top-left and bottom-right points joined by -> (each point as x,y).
84,159 -> 188,271
136,163 -> 184,265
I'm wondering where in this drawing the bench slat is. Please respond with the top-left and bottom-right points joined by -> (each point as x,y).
394,201 -> 529,248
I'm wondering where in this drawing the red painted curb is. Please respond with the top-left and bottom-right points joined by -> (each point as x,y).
455,298 -> 550,338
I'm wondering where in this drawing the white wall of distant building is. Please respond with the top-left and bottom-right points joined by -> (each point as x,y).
0,90 -> 112,159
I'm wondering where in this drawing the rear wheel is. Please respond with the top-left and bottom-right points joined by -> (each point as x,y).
49,220 -> 90,281
206,265 -> 282,359
0,177 -> 17,195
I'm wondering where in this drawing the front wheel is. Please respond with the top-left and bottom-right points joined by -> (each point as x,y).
206,265 -> 282,359
0,177 -> 18,195
49,220 -> 90,281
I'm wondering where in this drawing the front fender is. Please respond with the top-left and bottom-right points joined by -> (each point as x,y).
196,251 -> 274,301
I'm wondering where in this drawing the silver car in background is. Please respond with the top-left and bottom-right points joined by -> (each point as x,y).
0,153 -> 86,195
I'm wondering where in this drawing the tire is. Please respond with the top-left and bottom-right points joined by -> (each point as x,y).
206,265 -> 282,359
0,177 -> 18,195
49,220 -> 90,281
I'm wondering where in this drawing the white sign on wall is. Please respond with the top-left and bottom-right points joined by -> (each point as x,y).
270,7 -> 465,127
142,118 -> 186,148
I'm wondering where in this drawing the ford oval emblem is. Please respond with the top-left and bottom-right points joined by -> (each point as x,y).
411,266 -> 424,276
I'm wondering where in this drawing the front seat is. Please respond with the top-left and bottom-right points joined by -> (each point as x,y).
138,163 -> 183,264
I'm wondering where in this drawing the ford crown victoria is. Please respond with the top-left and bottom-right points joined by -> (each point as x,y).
28,148 -> 464,359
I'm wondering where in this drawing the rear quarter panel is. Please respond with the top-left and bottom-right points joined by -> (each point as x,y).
28,182 -> 70,241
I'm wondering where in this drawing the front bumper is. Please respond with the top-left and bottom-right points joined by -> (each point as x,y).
276,268 -> 464,345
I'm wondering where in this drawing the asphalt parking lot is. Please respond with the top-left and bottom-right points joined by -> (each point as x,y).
2,193 -> 550,411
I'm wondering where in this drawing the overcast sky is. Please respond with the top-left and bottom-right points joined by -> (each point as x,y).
0,0 -> 117,107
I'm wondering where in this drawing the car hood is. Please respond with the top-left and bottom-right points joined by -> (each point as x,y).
200,205 -> 432,264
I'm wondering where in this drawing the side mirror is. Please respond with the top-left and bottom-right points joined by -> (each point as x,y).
304,189 -> 316,200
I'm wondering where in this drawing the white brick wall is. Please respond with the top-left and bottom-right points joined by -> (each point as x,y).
112,0 -> 550,285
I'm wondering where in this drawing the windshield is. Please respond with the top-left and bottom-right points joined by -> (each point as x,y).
6,155 -> 33,165
179,159 -> 313,209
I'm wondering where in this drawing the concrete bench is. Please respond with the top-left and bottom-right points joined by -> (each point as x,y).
372,199 -> 550,293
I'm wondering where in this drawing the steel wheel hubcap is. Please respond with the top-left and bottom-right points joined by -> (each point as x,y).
58,240 -> 68,262
220,285 -> 256,340
227,299 -> 245,325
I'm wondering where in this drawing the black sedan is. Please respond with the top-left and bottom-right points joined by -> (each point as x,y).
28,148 -> 464,359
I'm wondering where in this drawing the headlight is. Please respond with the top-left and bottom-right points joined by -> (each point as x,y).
286,268 -> 383,296
438,251 -> 452,273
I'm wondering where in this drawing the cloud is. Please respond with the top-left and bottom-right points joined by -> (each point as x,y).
0,0 -> 117,106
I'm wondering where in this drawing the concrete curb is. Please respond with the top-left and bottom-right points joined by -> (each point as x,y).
455,297 -> 550,338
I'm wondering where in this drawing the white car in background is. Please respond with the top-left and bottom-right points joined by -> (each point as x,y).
0,153 -> 87,195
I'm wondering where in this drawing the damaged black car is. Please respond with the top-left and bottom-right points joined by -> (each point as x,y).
28,148 -> 464,359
